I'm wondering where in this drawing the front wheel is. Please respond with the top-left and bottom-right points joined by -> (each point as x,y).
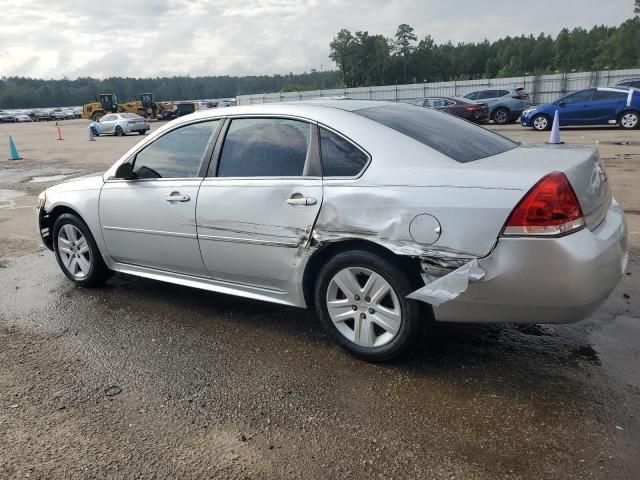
532,114 -> 551,131
138,130 -> 147,135
314,250 -> 423,361
115,126 -> 125,137
53,213 -> 112,287
619,111 -> 639,130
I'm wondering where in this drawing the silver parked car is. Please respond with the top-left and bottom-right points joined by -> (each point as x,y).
462,87 -> 531,124
35,101 -> 628,361
95,113 -> 150,136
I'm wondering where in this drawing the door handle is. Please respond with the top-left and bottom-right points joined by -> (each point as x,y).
165,192 -> 190,202
286,196 -> 317,206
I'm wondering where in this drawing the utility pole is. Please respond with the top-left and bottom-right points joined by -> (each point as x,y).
320,64 -> 324,90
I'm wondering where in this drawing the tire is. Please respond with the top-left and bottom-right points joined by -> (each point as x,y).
138,130 -> 146,135
52,213 -> 112,287
492,107 -> 510,125
532,114 -> 551,131
619,110 -> 639,130
314,250 -> 423,361
91,112 -> 104,122
91,127 -> 99,137
115,126 -> 125,137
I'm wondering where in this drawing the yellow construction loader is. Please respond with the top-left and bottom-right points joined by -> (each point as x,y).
82,93 -> 173,121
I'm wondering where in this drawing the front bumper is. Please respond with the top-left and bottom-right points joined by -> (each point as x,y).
433,200 -> 628,324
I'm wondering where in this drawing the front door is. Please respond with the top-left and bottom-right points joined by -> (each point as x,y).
197,117 -> 323,292
99,114 -> 117,134
557,89 -> 596,124
100,119 -> 221,276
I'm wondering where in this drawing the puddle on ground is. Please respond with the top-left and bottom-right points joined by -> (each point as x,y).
0,189 -> 26,209
28,174 -> 70,183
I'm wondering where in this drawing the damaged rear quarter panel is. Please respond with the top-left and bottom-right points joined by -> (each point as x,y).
312,180 -> 525,260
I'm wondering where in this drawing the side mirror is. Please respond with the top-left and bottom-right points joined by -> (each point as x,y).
114,162 -> 135,180
557,101 -> 566,107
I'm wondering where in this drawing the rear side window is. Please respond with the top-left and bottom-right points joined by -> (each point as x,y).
133,120 -> 219,178
217,118 -> 310,177
594,90 -> 628,101
320,128 -> 368,177
463,91 -> 479,100
355,104 -> 517,163
496,90 -> 510,97
477,90 -> 497,99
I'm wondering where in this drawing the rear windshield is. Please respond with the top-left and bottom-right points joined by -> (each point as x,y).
355,104 -> 517,163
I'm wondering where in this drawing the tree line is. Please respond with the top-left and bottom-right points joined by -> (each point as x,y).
330,17 -> 640,87
2,13 -> 639,109
0,71 -> 342,109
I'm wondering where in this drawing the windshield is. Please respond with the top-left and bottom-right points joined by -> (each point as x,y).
355,103 -> 517,163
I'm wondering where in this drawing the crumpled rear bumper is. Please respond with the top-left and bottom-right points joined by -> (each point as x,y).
431,200 -> 628,324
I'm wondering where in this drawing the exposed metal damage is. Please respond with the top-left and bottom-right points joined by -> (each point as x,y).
408,259 -> 485,306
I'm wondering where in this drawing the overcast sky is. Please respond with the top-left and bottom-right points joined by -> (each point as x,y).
0,0 -> 634,79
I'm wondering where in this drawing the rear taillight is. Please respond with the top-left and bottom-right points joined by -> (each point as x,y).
502,172 -> 584,236
464,105 -> 482,111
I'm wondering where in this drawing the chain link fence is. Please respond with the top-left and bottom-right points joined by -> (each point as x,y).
237,69 -> 640,106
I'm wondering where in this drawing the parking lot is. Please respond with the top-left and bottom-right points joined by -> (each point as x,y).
1,119 -> 639,479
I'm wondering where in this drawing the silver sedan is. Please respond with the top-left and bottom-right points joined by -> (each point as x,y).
93,112 -> 150,137
35,101 -> 628,360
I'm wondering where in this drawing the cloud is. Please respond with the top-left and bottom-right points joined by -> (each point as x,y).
0,0 -> 633,79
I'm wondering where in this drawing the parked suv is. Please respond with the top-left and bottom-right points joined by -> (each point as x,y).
615,79 -> 640,89
462,88 -> 531,124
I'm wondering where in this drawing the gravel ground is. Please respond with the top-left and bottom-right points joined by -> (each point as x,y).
0,119 -> 639,479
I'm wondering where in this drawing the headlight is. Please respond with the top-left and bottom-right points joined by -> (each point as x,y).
37,190 -> 46,208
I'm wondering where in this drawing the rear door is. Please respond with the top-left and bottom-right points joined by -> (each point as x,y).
196,117 -> 323,292
591,89 -> 629,123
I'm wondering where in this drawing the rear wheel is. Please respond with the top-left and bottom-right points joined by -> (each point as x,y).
115,126 -> 124,137
138,130 -> 146,135
619,111 -> 639,130
532,114 -> 551,131
53,213 -> 112,287
492,107 -> 510,125
314,250 -> 422,361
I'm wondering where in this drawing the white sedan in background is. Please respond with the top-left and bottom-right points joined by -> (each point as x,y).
91,113 -> 150,137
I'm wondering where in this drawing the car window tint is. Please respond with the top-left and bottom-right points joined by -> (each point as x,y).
320,128 -> 368,177
477,90 -> 496,99
561,90 -> 594,104
496,90 -> 510,97
355,103 -> 517,163
133,120 -> 218,179
464,92 -> 478,100
217,118 -> 310,177
444,99 -> 456,106
594,90 -> 628,101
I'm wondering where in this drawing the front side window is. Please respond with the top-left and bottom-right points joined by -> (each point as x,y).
133,120 -> 219,179
464,91 -> 479,100
560,90 -> 595,104
320,128 -> 368,177
217,118 -> 310,177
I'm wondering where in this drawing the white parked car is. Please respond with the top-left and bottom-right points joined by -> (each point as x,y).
15,114 -> 33,122
93,113 -> 150,137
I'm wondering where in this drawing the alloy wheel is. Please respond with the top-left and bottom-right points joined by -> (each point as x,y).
57,224 -> 92,279
326,267 -> 402,348
621,112 -> 638,129
494,109 -> 509,124
533,116 -> 548,130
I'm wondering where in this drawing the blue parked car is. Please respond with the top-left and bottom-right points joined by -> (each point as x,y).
521,86 -> 639,130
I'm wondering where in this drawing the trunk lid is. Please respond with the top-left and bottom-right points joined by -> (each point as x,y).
469,144 -> 611,229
